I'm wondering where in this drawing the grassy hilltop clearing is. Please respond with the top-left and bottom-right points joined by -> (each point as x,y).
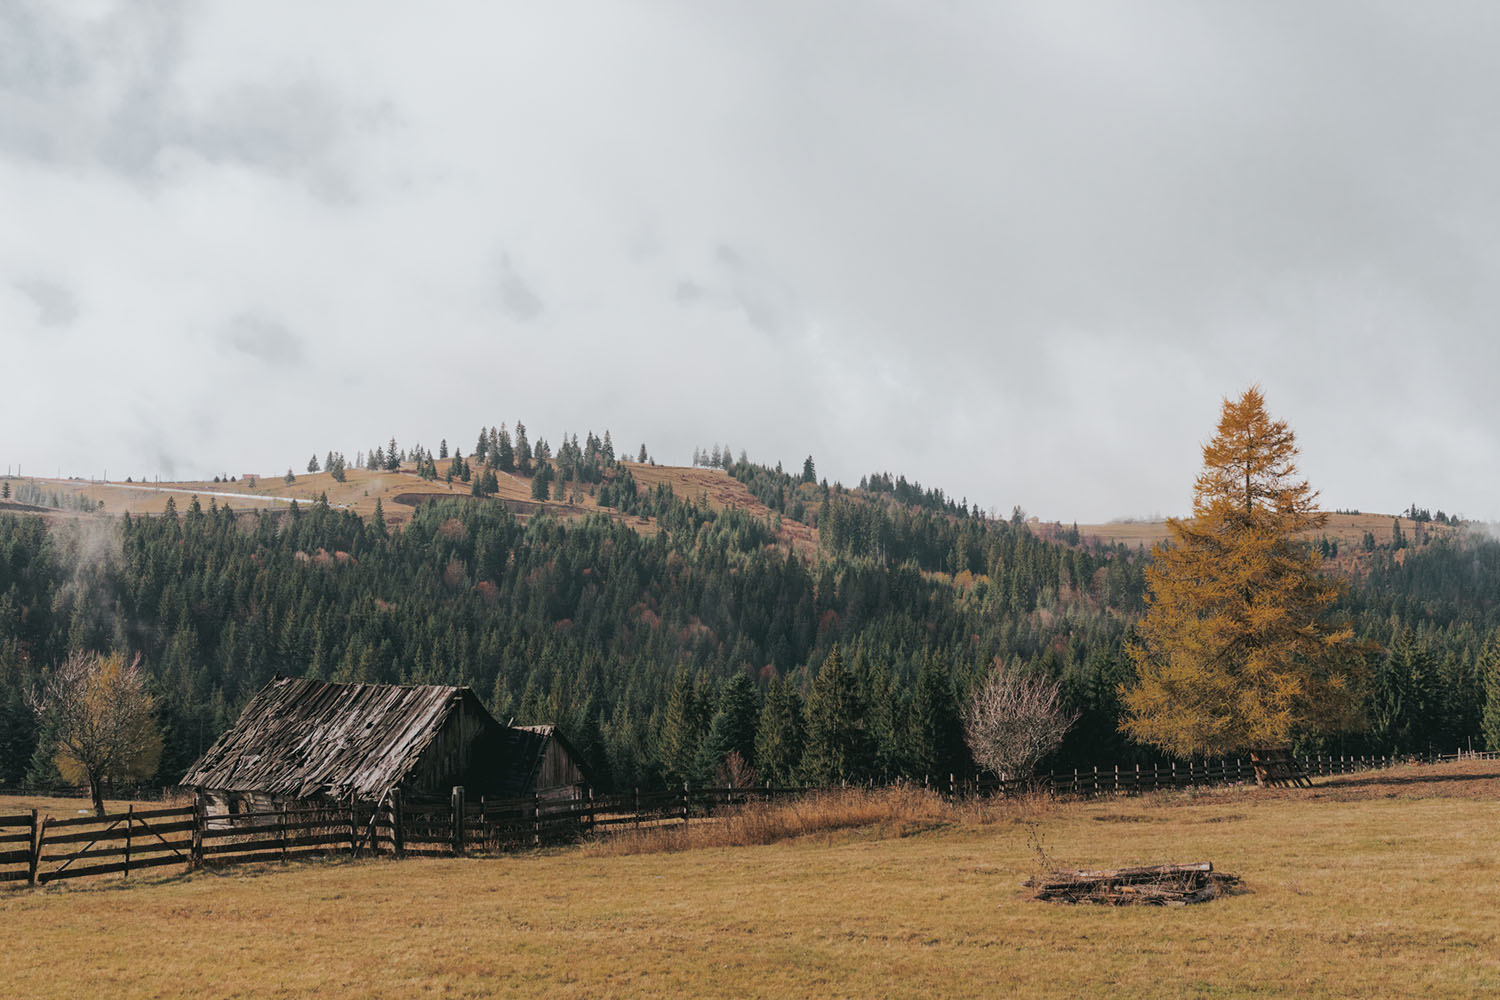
4,759 -> 1498,1000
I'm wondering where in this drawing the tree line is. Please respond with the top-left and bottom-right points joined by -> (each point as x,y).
2,452 -> 1499,794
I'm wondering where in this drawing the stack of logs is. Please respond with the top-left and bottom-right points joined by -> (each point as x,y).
1026,862 -> 1241,905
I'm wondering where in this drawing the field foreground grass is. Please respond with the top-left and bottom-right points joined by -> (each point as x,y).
4,761 -> 1499,999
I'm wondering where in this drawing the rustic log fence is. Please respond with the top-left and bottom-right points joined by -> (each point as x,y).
1,748 -> 1494,889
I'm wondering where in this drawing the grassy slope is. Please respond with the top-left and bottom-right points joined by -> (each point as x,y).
10,462 -> 782,535
5,761 -> 1498,999
1067,511 -> 1459,552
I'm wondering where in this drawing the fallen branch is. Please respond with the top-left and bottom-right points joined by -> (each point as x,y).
1025,861 -> 1242,906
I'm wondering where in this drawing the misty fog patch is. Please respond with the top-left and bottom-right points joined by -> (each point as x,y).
221,313 -> 305,367
496,255 -> 543,322
14,279 -> 78,327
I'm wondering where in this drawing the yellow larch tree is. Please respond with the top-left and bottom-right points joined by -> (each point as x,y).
1121,387 -> 1366,757
31,650 -> 162,816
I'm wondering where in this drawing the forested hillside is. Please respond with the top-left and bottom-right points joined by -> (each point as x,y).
2,458 -> 1498,793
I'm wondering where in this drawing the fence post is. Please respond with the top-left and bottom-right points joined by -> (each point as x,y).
279,801 -> 288,863
124,804 -> 133,879
391,789 -> 404,859
949,773 -> 955,799
27,809 -> 39,887
682,781 -> 690,826
634,787 -> 640,831
451,786 -> 466,855
588,787 -> 595,837
190,790 -> 204,869
533,792 -> 542,848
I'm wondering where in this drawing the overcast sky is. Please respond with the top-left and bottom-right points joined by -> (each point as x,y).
4,2 -> 1499,523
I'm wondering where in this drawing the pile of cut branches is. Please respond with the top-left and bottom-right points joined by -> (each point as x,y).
1025,862 -> 1241,906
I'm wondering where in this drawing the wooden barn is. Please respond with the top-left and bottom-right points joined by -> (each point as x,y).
179,676 -> 588,812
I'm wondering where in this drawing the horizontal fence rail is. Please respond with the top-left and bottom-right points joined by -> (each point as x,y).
2,748 -> 1495,889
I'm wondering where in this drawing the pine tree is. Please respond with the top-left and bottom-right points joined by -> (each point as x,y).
439,439 -> 448,460
802,456 -> 816,483
385,438 -> 400,471
755,675 -> 805,785
1122,387 -> 1366,757
638,444 -> 648,463
495,426 -> 514,472
307,454 -> 320,473
802,645 -> 871,783
695,673 -> 760,778
284,469 -> 295,484
1480,631 -> 1500,751
474,428 -> 489,464
530,461 -> 553,500
515,422 -> 532,474
659,669 -> 708,782
906,654 -> 963,781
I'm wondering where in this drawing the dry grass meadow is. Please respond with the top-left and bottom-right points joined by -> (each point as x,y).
4,759 -> 1498,999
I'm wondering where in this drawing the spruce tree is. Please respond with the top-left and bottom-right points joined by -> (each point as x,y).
659,669 -> 708,782
497,426 -> 515,472
385,438 -> 400,471
802,645 -> 870,783
307,454 -> 320,474
515,422 -> 532,474
1480,631 -> 1500,751
906,654 -> 963,781
695,673 -> 760,778
755,675 -> 805,785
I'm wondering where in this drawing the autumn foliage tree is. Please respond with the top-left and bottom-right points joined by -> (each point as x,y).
1122,387 -> 1366,758
29,651 -> 162,816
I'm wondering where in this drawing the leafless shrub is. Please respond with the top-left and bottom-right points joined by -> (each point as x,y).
962,660 -> 1079,785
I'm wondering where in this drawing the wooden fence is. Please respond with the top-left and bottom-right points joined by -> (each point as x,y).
969,748 -> 1500,798
2,749 -> 1495,888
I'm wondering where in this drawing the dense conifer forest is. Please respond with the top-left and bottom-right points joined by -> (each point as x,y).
2,454 -> 1499,793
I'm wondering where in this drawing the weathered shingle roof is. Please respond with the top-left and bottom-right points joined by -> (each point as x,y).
180,676 -> 497,800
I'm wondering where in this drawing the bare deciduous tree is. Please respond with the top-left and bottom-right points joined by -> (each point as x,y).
29,651 -> 162,816
962,660 -> 1078,785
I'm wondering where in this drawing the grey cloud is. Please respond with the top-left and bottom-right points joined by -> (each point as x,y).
5,3 -> 1500,521
0,2 -> 382,200
497,256 -> 543,323
221,314 -> 304,368
673,244 -> 800,338
14,279 -> 78,327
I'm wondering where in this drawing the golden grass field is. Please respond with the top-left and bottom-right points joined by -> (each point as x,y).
5,760 -> 1498,999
